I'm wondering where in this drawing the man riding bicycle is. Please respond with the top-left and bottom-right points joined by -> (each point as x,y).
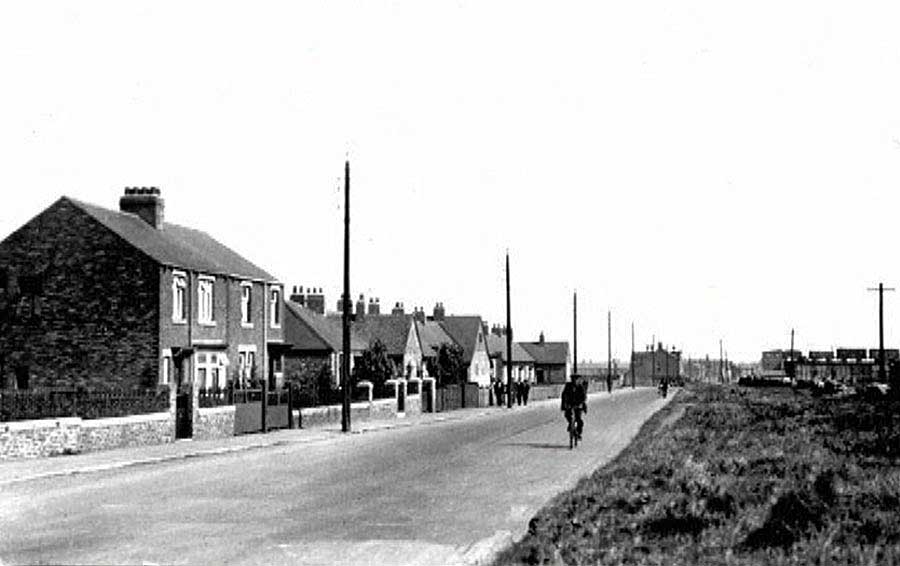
561,376 -> 587,441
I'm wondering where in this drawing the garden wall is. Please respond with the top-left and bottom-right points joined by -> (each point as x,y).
194,406 -> 236,441
296,398 -> 398,429
1,412 -> 173,461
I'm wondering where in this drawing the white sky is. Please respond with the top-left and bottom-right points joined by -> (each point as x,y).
2,2 -> 900,363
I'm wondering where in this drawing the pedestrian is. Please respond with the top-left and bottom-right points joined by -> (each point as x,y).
494,379 -> 504,407
515,380 -> 523,405
523,380 -> 530,405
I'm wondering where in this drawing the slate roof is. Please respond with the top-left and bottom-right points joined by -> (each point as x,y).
438,316 -> 485,364
485,334 -> 535,364
329,314 -> 416,358
520,341 -> 570,366
67,197 -> 277,282
416,320 -> 457,358
284,301 -> 366,353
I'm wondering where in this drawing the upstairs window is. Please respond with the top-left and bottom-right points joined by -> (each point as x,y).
198,276 -> 215,324
270,287 -> 281,328
172,273 -> 187,322
241,283 -> 253,325
0,269 -> 7,291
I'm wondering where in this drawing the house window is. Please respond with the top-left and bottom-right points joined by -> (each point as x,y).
270,287 -> 281,327
161,350 -> 173,385
238,345 -> 257,384
198,276 -> 215,324
195,351 -> 225,389
0,269 -> 7,291
272,354 -> 283,374
241,283 -> 253,326
172,273 -> 187,322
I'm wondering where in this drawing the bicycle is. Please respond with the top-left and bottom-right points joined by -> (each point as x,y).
568,419 -> 579,449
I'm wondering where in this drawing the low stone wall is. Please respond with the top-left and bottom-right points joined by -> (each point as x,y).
1,412 -> 173,460
0,417 -> 80,460
78,413 -> 173,454
405,394 -> 421,416
194,406 -> 236,441
296,398 -> 398,429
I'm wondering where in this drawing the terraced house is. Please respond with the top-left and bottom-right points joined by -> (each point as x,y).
0,188 -> 285,393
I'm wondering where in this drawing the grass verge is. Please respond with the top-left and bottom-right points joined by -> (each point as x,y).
493,384 -> 900,565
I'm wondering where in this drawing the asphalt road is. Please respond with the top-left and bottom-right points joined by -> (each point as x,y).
0,388 -> 670,566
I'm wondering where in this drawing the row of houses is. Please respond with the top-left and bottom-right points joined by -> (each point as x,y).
0,189 -> 571,396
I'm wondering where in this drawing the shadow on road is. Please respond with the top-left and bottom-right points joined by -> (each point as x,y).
501,442 -> 570,450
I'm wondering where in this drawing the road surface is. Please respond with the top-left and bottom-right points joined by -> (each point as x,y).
0,388 -> 670,565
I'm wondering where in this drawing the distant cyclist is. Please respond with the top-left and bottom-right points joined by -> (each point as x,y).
561,376 -> 587,441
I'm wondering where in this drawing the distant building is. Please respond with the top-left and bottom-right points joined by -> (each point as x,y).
760,349 -> 802,373
520,332 -> 570,384
485,325 -> 535,384
791,347 -> 898,385
631,343 -> 681,386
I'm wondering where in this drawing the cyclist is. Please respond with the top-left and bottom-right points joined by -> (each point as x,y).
561,376 -> 587,441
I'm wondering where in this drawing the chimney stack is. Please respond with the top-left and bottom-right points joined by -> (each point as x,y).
290,285 -> 306,307
413,307 -> 426,323
391,302 -> 405,316
120,187 -> 165,229
368,297 -> 381,316
305,287 -> 325,314
539,331 -> 545,344
355,294 -> 366,320
432,302 -> 445,321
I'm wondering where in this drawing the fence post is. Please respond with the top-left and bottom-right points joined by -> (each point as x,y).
287,382 -> 295,429
261,379 -> 268,433
422,377 -> 436,413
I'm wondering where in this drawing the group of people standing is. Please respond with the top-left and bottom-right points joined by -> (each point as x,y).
492,379 -> 531,406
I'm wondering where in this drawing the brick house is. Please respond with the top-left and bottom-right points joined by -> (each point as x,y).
520,332 -> 571,384
340,297 -> 425,378
631,343 -> 681,386
0,188 -> 285,393
485,325 -> 535,385
283,286 -> 365,392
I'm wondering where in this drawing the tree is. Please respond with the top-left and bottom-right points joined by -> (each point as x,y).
430,343 -> 466,388
354,339 -> 394,392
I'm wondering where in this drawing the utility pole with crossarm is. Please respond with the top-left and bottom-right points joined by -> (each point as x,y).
867,282 -> 895,384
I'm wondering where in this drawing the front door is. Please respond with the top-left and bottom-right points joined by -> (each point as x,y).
175,361 -> 192,439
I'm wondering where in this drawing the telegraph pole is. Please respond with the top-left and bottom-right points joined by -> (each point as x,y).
790,328 -> 795,360
630,322 -> 635,388
607,310 -> 612,393
506,250 -> 512,409
573,291 -> 578,379
341,160 -> 351,433
719,339 -> 724,384
867,283 -> 895,383
506,251 -> 513,408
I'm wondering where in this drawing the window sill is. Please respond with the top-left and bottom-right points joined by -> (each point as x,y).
270,324 -> 281,330
241,323 -> 255,329
172,319 -> 187,325
199,321 -> 217,327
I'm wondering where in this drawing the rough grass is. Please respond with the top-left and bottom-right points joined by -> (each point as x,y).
493,384 -> 900,565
